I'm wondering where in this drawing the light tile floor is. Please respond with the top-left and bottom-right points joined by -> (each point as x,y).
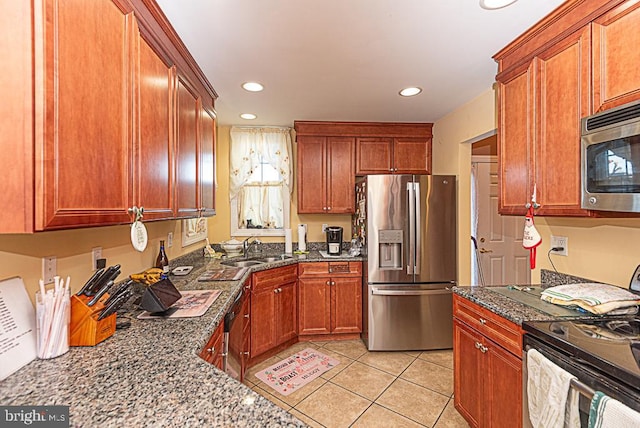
243,340 -> 470,428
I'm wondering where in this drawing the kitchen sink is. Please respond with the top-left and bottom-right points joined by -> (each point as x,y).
220,259 -> 264,268
257,255 -> 293,263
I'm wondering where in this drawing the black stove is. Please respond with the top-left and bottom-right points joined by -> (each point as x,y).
523,316 -> 640,393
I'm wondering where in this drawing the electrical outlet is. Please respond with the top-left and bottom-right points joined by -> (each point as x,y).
92,247 -> 102,270
322,224 -> 328,233
42,256 -> 57,284
167,232 -> 173,248
550,235 -> 568,256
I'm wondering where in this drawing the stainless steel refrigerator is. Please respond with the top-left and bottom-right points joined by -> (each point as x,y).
354,175 -> 457,351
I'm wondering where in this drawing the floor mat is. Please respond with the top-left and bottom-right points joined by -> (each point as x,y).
255,348 -> 339,396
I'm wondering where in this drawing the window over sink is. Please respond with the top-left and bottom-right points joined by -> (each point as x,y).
229,127 -> 292,236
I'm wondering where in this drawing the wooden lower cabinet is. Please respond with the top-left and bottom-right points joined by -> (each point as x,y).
250,265 -> 298,359
199,322 -> 224,370
298,262 -> 362,337
453,295 -> 523,428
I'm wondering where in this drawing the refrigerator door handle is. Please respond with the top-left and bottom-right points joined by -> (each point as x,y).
414,181 -> 421,275
407,181 -> 416,275
371,287 -> 451,296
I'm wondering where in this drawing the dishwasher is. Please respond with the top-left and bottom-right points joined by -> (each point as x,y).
223,288 -> 245,380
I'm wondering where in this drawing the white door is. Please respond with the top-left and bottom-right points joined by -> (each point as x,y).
472,157 -> 530,286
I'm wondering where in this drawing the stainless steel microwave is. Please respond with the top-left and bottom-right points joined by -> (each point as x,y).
581,100 -> 640,212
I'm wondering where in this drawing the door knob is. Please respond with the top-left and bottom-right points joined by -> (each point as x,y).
479,248 -> 493,253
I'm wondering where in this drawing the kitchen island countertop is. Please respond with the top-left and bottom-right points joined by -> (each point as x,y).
0,250 -> 362,427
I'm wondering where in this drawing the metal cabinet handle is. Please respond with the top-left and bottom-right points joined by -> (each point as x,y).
475,342 -> 481,349
331,281 -> 336,286
243,351 -> 250,356
480,345 -> 488,353
244,314 -> 249,318
327,207 -> 331,211
479,318 -> 487,325
207,347 -> 215,353
326,280 -> 330,285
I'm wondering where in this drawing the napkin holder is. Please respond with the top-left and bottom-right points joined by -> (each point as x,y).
140,278 -> 181,313
69,294 -> 116,347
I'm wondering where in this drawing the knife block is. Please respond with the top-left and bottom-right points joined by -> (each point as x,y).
69,294 -> 116,346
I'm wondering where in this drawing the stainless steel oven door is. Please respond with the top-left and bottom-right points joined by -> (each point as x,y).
523,335 -> 640,427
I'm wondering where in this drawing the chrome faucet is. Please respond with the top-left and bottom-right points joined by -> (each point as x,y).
243,236 -> 256,258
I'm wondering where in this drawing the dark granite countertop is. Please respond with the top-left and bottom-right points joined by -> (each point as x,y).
0,248 -> 362,427
452,270 -> 607,326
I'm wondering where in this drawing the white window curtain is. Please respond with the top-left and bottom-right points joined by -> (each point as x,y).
230,127 -> 292,230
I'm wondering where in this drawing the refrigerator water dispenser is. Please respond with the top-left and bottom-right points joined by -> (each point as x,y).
378,229 -> 402,269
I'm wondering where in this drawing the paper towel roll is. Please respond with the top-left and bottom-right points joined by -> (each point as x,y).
284,229 -> 292,254
298,224 -> 307,252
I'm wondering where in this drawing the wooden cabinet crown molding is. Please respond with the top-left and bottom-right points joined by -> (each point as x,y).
294,121 -> 433,139
133,0 -> 217,109
494,0 -> 626,78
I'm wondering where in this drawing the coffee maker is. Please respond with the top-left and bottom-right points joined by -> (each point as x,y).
326,226 -> 343,255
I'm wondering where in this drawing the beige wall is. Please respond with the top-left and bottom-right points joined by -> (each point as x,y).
432,88 -> 497,285
0,220 -> 203,302
433,87 -> 640,288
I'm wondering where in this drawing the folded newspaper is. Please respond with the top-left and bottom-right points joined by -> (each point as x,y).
541,283 -> 640,315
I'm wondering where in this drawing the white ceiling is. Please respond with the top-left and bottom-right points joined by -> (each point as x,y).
156,0 -> 566,127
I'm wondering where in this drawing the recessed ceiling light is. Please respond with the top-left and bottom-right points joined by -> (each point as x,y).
242,82 -> 264,92
479,0 -> 518,10
240,113 -> 257,120
399,87 -> 422,97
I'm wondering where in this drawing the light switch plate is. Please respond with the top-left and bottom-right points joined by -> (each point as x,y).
42,256 -> 57,284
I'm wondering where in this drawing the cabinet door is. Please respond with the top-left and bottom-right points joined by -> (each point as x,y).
199,107 -> 216,216
298,277 -> 331,335
453,320 -> 483,428
498,62 -> 535,215
535,26 -> 591,216
355,137 -> 393,174
327,137 -> 355,213
134,26 -> 175,220
331,276 -> 362,334
250,286 -> 277,357
39,0 -> 134,229
277,280 -> 298,345
297,136 -> 327,213
593,2 -> 640,112
484,337 -> 523,428
175,75 -> 200,218
393,138 -> 431,174
200,322 -> 224,369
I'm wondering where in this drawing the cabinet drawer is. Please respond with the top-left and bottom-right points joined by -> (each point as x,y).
252,265 -> 297,291
298,261 -> 362,277
199,322 -> 224,368
453,295 -> 523,357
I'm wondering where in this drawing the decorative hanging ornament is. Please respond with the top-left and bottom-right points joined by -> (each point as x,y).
522,206 -> 542,269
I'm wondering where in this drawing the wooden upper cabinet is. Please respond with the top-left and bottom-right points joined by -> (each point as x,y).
296,135 -> 354,214
393,137 -> 431,174
3,0 -> 217,232
175,76 -> 200,218
38,0 -> 134,229
355,137 -> 393,174
134,23 -> 175,220
593,1 -> 640,112
356,136 -> 431,174
498,63 -> 534,215
327,137 -> 356,213
199,107 -> 216,216
534,26 -> 591,216
297,136 -> 328,213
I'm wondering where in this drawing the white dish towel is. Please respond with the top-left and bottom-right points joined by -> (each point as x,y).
588,391 -> 640,428
527,349 -> 580,428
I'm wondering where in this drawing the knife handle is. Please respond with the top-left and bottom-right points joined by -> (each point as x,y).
77,268 -> 105,296
87,280 -> 114,306
103,280 -> 132,307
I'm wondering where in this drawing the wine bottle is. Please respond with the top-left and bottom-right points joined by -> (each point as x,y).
155,240 -> 169,277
